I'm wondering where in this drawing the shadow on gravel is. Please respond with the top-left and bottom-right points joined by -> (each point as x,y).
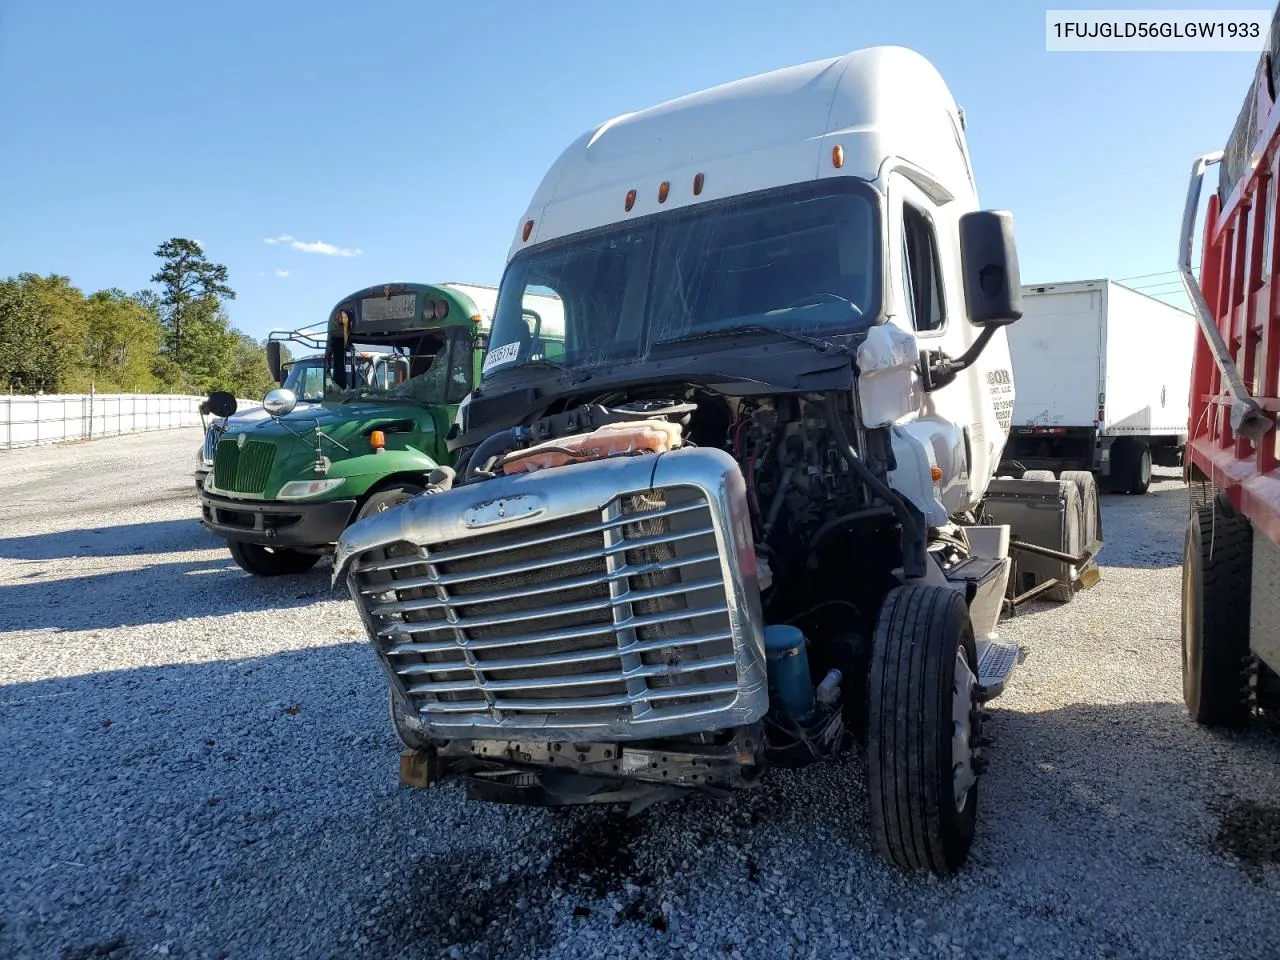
0,517 -> 211,561
4,648 -> 1280,959
1094,477 -> 1189,569
0,554 -> 341,632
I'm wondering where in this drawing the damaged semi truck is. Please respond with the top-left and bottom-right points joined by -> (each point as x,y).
332,47 -> 1103,875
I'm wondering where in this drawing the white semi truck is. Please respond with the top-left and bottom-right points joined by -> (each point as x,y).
332,46 -> 1103,876
1001,279 -> 1196,494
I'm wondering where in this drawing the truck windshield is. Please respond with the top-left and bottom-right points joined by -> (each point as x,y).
482,179 -> 881,378
331,328 -> 472,405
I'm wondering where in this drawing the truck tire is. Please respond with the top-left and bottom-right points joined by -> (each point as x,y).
867,584 -> 981,876
227,540 -> 322,577
1020,469 -> 1057,482
1060,470 -> 1101,549
1110,439 -> 1151,495
356,483 -> 425,522
1182,497 -> 1253,728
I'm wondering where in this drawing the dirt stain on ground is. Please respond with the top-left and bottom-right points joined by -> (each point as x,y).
1211,795 -> 1280,880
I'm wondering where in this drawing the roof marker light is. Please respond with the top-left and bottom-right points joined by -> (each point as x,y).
693,172 -> 704,196
625,189 -> 636,212
832,145 -> 844,169
658,181 -> 670,203
522,220 -> 534,241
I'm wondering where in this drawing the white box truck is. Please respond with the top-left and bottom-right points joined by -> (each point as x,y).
1000,278 -> 1196,494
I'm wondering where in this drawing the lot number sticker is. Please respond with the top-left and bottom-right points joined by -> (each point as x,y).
482,341 -> 521,373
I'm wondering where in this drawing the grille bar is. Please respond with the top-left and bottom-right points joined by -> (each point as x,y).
403,654 -> 738,695
359,547 -> 721,598
390,629 -> 735,672
412,499 -> 709,567
371,573 -> 723,621
378,602 -> 730,645
410,681 -> 743,713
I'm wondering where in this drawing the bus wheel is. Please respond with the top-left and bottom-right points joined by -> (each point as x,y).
228,540 -> 322,577
1182,497 -> 1253,728
357,483 -> 426,522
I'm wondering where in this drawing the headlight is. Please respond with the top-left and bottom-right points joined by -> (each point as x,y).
277,478 -> 346,500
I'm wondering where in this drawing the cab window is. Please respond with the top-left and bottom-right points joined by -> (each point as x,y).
901,202 -> 946,334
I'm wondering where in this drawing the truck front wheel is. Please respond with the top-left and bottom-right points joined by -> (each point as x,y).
227,540 -> 322,577
1182,497 -> 1253,727
867,584 -> 981,875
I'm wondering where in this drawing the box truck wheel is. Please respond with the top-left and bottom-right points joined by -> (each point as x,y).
1110,439 -> 1151,495
867,584 -> 980,876
1182,498 -> 1253,728
227,541 -> 322,577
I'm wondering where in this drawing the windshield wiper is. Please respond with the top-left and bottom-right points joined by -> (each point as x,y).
655,324 -> 857,358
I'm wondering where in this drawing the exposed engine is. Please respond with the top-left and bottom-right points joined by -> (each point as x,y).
438,384 -> 926,766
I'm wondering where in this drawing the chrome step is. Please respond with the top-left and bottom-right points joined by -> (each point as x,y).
976,639 -> 1020,700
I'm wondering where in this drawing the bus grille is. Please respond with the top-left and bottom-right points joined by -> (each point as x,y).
348,486 -> 741,735
213,438 -> 276,495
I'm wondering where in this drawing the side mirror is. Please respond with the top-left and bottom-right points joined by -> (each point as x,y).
266,341 -> 284,383
473,332 -> 490,352
263,387 -> 297,418
205,390 -> 238,419
959,210 -> 1023,326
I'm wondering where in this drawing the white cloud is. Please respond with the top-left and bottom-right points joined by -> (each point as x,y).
264,233 -> 362,257
274,268 -> 290,278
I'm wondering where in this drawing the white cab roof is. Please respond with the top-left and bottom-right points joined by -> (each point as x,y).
509,45 -> 975,259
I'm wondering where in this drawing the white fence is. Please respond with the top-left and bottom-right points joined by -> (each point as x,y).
0,393 -> 259,450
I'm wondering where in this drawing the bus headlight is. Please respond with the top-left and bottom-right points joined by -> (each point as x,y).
277,478 -> 346,499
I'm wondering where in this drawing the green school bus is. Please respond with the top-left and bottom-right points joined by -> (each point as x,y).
197,281 -> 500,576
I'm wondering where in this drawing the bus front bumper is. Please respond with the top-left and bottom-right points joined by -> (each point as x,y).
199,491 -> 358,548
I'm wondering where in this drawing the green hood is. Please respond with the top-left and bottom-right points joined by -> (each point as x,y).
209,400 -> 444,500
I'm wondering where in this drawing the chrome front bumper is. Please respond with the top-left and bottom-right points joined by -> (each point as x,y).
332,446 -> 768,741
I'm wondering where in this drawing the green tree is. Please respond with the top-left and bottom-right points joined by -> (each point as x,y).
226,333 -> 275,399
0,278 -> 63,392
82,289 -> 164,391
149,239 -> 235,360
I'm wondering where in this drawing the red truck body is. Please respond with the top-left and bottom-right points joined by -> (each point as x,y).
1181,10 -> 1280,730
1188,41 -> 1280,547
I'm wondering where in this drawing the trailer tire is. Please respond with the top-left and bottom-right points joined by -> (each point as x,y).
1021,470 -> 1057,482
1111,439 -> 1151,495
227,540 -> 322,577
867,584 -> 981,876
1060,470 -> 1101,549
1182,497 -> 1253,728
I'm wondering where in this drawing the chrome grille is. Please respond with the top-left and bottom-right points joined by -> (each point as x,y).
213,438 -> 276,495
349,485 -> 740,733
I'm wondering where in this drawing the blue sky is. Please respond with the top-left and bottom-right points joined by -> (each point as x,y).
0,0 -> 1266,340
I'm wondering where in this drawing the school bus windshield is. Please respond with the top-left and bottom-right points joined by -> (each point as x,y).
331,327 -> 473,406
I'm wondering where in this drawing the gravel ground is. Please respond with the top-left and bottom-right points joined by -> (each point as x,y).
2,428 -> 1279,960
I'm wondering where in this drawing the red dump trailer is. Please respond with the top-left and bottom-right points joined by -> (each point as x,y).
1180,8 -> 1280,728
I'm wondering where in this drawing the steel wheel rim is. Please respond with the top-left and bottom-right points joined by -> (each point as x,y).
952,648 -> 978,812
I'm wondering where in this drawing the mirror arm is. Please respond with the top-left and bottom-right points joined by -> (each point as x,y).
918,324 -> 998,392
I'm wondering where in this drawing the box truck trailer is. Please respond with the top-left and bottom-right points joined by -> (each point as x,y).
1000,279 -> 1196,494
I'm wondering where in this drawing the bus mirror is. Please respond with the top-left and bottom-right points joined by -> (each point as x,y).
959,210 -> 1023,326
205,391 -> 238,419
266,341 -> 284,383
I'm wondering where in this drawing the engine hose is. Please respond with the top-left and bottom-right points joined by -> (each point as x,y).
762,466 -> 794,537
824,391 -> 927,579
462,427 -> 527,483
